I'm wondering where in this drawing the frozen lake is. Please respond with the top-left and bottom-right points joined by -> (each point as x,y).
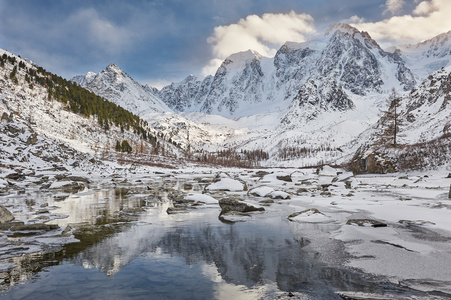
0,167 -> 450,299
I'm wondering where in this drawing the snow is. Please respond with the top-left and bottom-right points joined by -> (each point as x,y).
206,178 -> 245,192
185,193 -> 218,204
289,210 -> 333,223
49,181 -> 73,189
72,64 -> 172,116
250,186 -> 274,197
268,191 -> 290,199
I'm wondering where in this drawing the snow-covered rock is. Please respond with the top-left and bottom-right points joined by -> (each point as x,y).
206,178 -> 245,192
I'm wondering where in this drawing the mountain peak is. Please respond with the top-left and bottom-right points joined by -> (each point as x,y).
226,49 -> 262,64
325,23 -> 359,35
105,63 -> 125,74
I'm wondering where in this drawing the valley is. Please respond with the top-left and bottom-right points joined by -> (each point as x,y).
0,20 -> 450,299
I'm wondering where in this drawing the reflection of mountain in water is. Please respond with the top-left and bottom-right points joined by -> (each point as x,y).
68,213 -> 411,298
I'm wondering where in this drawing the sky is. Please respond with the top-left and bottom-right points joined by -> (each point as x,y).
0,0 -> 450,88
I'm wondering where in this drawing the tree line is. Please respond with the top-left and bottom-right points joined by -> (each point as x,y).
1,52 -> 165,154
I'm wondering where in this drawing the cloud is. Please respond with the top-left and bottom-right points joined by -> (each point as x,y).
342,15 -> 366,24
352,0 -> 451,44
202,11 -> 316,75
65,8 -> 135,55
384,0 -> 406,15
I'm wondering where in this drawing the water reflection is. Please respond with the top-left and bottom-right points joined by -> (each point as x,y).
0,180 -> 439,299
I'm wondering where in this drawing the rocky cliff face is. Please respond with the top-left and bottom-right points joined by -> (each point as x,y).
158,23 -> 416,119
281,78 -> 355,126
401,66 -> 451,143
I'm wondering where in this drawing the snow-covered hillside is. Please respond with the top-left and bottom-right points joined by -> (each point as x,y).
72,64 -> 172,116
0,49 -> 181,169
394,30 -> 451,81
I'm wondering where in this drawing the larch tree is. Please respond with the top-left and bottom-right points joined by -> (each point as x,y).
377,88 -> 404,148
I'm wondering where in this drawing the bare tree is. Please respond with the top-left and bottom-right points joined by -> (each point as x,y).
377,88 -> 403,147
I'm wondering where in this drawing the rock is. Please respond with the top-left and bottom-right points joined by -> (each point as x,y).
10,223 -> 59,231
297,188 -> 309,194
269,191 -> 291,199
0,221 -> 24,230
252,171 -> 271,178
259,199 -> 274,205
5,173 -> 26,181
277,175 -> 292,182
53,195 -> 69,201
26,133 -> 38,145
1,112 -> 9,122
62,225 -> 73,235
183,183 -> 193,190
166,207 -> 188,214
218,211 -> 252,224
50,181 -> 85,193
168,190 -> 188,203
218,197 -> 265,213
288,208 -> 323,219
350,147 -> 396,175
54,174 -> 67,181
399,220 -> 436,226
67,176 -> 91,183
449,184 -> 451,199
0,205 -> 15,223
346,219 -> 387,228
446,173 -> 451,178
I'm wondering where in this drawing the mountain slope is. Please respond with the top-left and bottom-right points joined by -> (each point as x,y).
0,49 -> 180,163
72,64 -> 172,116
394,30 -> 451,81
348,66 -> 451,172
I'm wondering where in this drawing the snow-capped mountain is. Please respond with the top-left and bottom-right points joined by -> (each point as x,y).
158,23 -> 416,118
394,30 -> 451,81
3,21 -> 450,171
0,49 -> 181,168
67,23 -> 451,169
72,64 -> 172,116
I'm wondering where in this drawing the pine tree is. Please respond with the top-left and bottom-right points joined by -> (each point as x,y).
376,88 -> 404,147
121,140 -> 132,153
115,141 -> 121,152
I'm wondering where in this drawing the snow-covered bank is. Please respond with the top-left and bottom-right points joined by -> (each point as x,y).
1,162 -> 450,296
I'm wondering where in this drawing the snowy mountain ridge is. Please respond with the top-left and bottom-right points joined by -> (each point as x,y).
154,23 -> 416,118
72,64 -> 172,116
393,30 -> 451,81
68,23 -> 451,169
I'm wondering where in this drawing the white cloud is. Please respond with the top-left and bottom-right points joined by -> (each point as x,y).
352,0 -> 451,44
384,0 -> 406,15
343,15 -> 366,24
202,11 -> 316,75
66,8 -> 134,54
413,0 -> 440,15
